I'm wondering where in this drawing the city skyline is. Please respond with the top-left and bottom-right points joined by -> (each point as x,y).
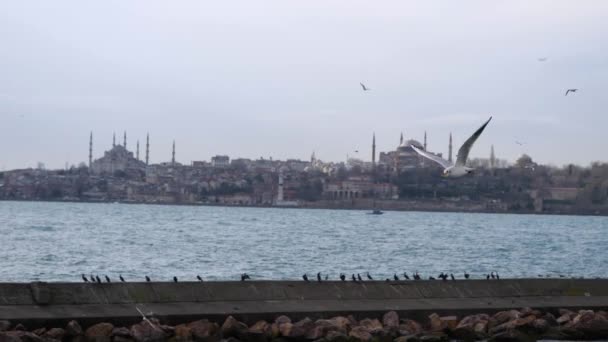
2,1 -> 608,169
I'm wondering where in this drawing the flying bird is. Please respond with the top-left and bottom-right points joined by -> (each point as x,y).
565,89 -> 578,96
537,57 -> 548,62
411,117 -> 492,177
360,82 -> 370,91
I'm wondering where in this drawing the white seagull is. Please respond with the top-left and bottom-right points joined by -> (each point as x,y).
411,117 -> 492,178
360,82 -> 370,91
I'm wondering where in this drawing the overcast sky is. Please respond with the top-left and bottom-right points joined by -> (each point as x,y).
1,1 -> 607,170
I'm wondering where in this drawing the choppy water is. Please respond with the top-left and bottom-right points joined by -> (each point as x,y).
0,201 -> 607,282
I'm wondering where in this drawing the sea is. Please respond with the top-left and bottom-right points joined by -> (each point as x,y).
0,200 -> 607,283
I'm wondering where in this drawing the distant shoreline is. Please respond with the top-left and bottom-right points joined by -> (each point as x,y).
1,198 -> 606,217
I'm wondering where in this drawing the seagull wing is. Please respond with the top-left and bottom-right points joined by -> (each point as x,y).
360,83 -> 366,90
411,145 -> 452,169
455,116 -> 492,167
565,90 -> 570,96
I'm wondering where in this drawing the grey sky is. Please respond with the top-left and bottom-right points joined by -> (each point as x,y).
1,1 -> 607,170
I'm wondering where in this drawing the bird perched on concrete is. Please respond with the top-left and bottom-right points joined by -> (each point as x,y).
81,274 -> 89,282
197,275 -> 203,282
351,274 -> 358,282
413,272 -> 421,280
241,273 -> 250,281
95,275 -> 101,284
490,272 -> 495,279
339,273 -> 346,281
317,272 -> 322,282
403,272 -> 410,280
119,274 -> 125,282
464,272 -> 470,279
302,274 -> 309,282
394,274 -> 399,281
357,274 -> 363,282
360,82 -> 370,91
565,89 -> 578,96
412,117 -> 492,178
450,273 -> 456,281
429,276 -> 436,280
145,276 -> 151,282
173,276 -> 178,283
486,274 -> 490,280
495,272 -> 500,280
105,275 -> 111,283
366,272 -> 373,280
325,274 -> 329,281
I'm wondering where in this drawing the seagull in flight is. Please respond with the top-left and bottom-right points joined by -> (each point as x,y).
411,117 -> 492,178
360,82 -> 370,91
565,89 -> 578,96
537,57 -> 548,62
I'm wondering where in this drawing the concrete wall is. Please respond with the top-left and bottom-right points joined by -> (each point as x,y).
1,279 -> 607,328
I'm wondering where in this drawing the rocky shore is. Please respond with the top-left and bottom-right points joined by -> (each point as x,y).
1,308 -> 608,342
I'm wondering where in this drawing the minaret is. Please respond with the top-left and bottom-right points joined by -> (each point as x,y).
123,131 -> 127,149
372,133 -> 376,166
145,133 -> 150,165
490,145 -> 496,169
277,171 -> 284,203
112,132 -> 116,148
424,131 -> 427,151
136,140 -> 140,160
400,132 -> 404,145
171,140 -> 176,166
88,131 -> 93,168
448,133 -> 453,163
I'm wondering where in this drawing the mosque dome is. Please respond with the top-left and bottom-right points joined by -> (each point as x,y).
398,139 -> 424,150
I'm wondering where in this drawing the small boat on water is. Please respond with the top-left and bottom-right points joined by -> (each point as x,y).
368,209 -> 384,215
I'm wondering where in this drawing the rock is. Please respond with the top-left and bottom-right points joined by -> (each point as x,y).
278,318 -> 312,339
439,316 -> 458,331
383,311 -> 400,329
174,324 -> 192,341
44,328 -> 66,340
453,314 -> 490,340
558,308 -> 574,317
221,338 -> 240,342
66,320 -> 83,336
112,327 -> 131,337
489,310 -> 520,328
428,314 -> 444,332
0,321 -> 11,332
393,335 -> 419,342
245,320 -> 271,342
489,315 -> 536,335
187,320 -> 219,342
542,313 -> 558,326
348,326 -> 372,341
399,320 -> 423,335
347,315 -> 358,326
130,321 -> 168,342
0,331 -> 43,342
569,311 -> 608,339
85,322 -> 114,341
274,316 -> 291,326
556,314 -> 571,325
358,318 -> 383,334
221,316 -> 248,339
328,316 -> 351,334
270,323 -> 280,339
418,333 -> 447,342
489,329 -> 532,342
14,324 -> 26,331
114,337 -> 134,342
32,328 -> 46,336
278,323 -> 295,338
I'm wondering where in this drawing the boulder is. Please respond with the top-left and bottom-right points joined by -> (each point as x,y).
328,316 -> 351,333
556,314 -> 571,325
383,311 -> 400,329
246,320 -> 271,342
558,308 -> 575,317
541,313 -> 558,326
32,328 -> 46,336
393,335 -> 420,342
112,327 -> 131,337
349,326 -> 372,341
488,329 -> 532,342
419,333 -> 447,341
489,315 -> 536,335
114,337 -> 135,342
489,310 -> 520,328
399,320 -> 423,335
221,316 -> 248,339
358,318 -> 383,334
187,319 -> 219,342
278,318 -> 312,339
174,324 -> 192,341
85,322 -> 114,341
274,316 -> 291,326
428,314 -> 444,332
0,331 -> 43,342
569,311 -> 608,338
453,314 -> 489,340
531,319 -> 550,333
44,328 -> 66,340
14,324 -> 26,331
129,321 -> 167,342
0,320 -> 10,332
0,331 -> 22,342
66,320 -> 83,336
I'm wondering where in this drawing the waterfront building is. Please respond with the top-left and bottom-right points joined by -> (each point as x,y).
211,155 -> 230,167
90,134 -> 146,175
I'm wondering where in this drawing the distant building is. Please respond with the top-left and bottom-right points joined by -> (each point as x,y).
211,155 -> 230,167
91,144 -> 146,175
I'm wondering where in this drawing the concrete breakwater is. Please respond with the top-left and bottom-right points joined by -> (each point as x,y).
1,279 -> 608,325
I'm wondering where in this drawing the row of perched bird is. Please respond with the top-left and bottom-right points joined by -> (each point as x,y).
81,271 -> 502,283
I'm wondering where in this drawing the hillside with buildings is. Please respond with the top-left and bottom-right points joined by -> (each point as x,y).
1,132 -> 607,215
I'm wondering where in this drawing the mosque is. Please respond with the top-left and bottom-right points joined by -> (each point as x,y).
88,132 -> 175,175
376,132 -> 449,172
